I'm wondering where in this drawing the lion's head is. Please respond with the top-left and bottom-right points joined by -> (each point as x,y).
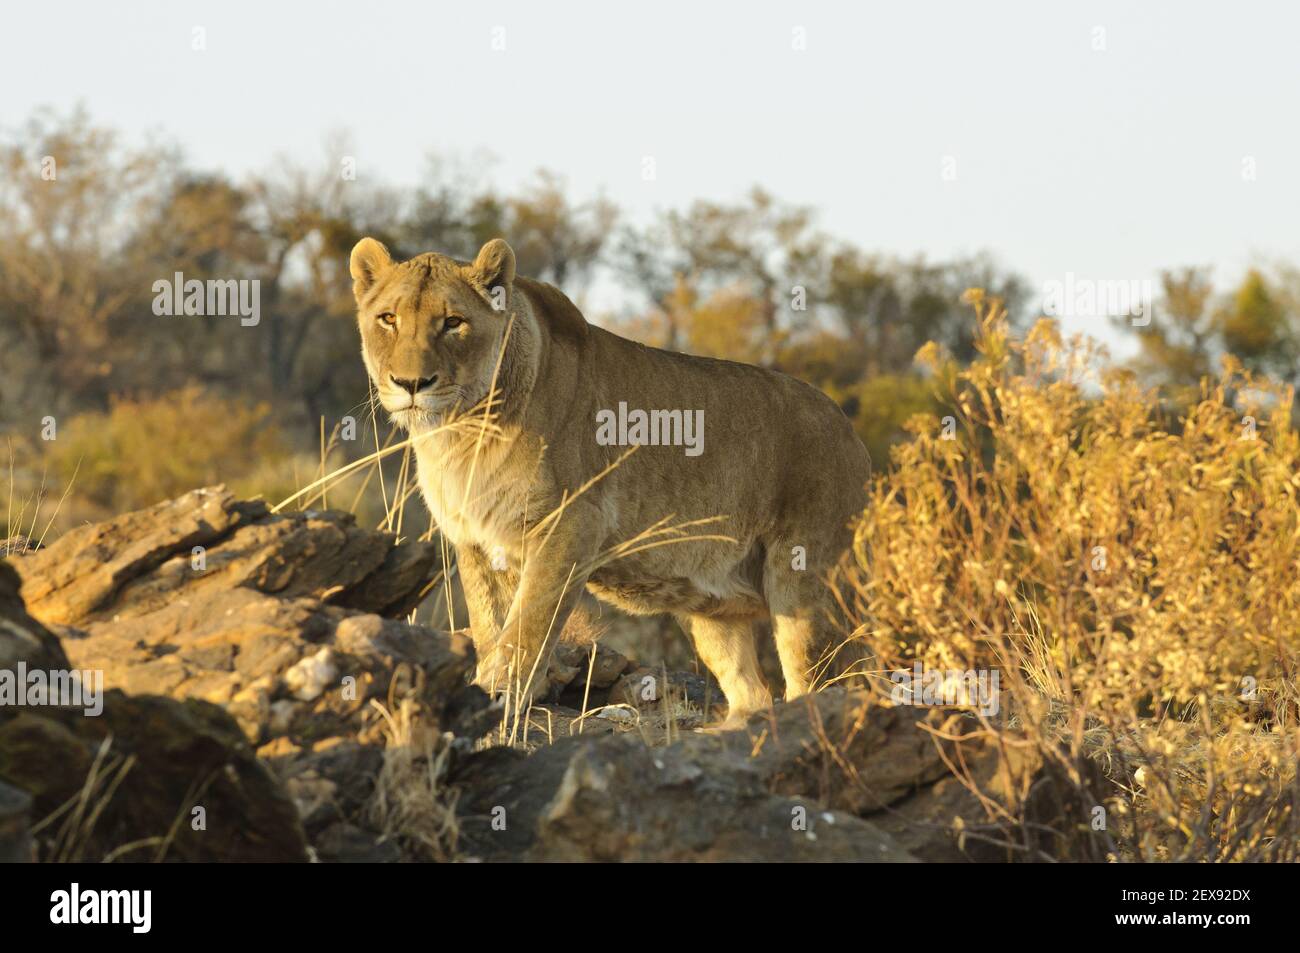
349,237 -> 518,430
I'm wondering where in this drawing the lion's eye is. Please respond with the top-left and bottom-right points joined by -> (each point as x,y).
377,312 -> 397,327
444,316 -> 464,331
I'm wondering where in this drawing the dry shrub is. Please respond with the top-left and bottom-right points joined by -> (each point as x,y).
44,385 -> 294,515
834,290 -> 1300,860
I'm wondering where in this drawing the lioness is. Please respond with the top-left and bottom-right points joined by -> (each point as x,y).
349,237 -> 869,724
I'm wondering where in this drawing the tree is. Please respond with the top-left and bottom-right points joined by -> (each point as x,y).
1121,267 -> 1299,394
1120,268 -> 1215,390
506,170 -> 616,288
245,141 -> 397,422
0,107 -> 176,417
1219,269 -> 1296,382
663,187 -> 823,356
402,161 -> 615,290
615,188 -> 824,358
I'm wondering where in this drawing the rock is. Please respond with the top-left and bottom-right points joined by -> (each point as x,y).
726,692 -> 953,815
724,691 -> 1098,861
525,641 -> 636,712
608,666 -> 723,713
505,703 -> 620,744
0,694 -> 311,862
284,647 -> 338,701
6,486 -> 1100,863
0,780 -> 33,862
0,563 -> 72,674
6,488 -> 505,862
0,537 -> 36,557
314,822 -> 402,863
452,688 -> 1095,862
13,486 -> 438,625
534,738 -> 917,862
7,487 -> 494,750
453,727 -> 915,862
0,560 -> 308,862
595,706 -> 636,724
550,642 -> 631,691
268,739 -> 386,839
13,488 -> 261,626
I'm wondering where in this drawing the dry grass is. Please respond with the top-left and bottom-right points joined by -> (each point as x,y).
832,290 -> 1300,861
364,698 -> 461,862
30,737 -> 138,862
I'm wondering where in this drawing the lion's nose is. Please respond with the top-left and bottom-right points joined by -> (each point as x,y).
390,373 -> 437,395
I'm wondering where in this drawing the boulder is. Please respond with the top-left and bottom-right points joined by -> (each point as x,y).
5,487 -> 497,861
453,731 -> 916,862
607,666 -> 723,712
542,643 -> 724,730
15,486 -> 436,625
8,486 -> 493,750
0,560 -> 308,861
453,688 -> 1098,862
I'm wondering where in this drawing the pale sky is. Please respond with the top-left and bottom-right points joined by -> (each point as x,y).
4,0 -> 1297,347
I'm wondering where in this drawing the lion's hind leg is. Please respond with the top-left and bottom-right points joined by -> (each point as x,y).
763,545 -> 850,700
680,613 -> 773,726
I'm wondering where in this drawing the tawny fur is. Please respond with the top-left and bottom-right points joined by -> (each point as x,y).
349,237 -> 870,724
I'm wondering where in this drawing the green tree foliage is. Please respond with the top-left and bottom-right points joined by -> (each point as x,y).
1221,269 -> 1296,379
1121,266 -> 1300,407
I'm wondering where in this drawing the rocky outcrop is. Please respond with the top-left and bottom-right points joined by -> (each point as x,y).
9,486 -> 491,750
0,560 -> 308,861
16,486 -> 435,625
5,486 -> 494,861
452,732 -> 916,862
452,688 -> 1092,862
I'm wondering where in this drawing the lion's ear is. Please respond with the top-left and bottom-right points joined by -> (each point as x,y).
465,238 -> 516,301
350,237 -> 393,301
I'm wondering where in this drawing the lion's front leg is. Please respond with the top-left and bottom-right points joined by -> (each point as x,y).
456,543 -> 519,671
475,511 -> 601,704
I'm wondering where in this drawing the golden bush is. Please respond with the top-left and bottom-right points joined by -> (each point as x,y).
45,386 -> 293,515
835,290 -> 1300,860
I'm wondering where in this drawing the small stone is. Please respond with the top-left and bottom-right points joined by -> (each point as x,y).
285,647 -> 338,702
